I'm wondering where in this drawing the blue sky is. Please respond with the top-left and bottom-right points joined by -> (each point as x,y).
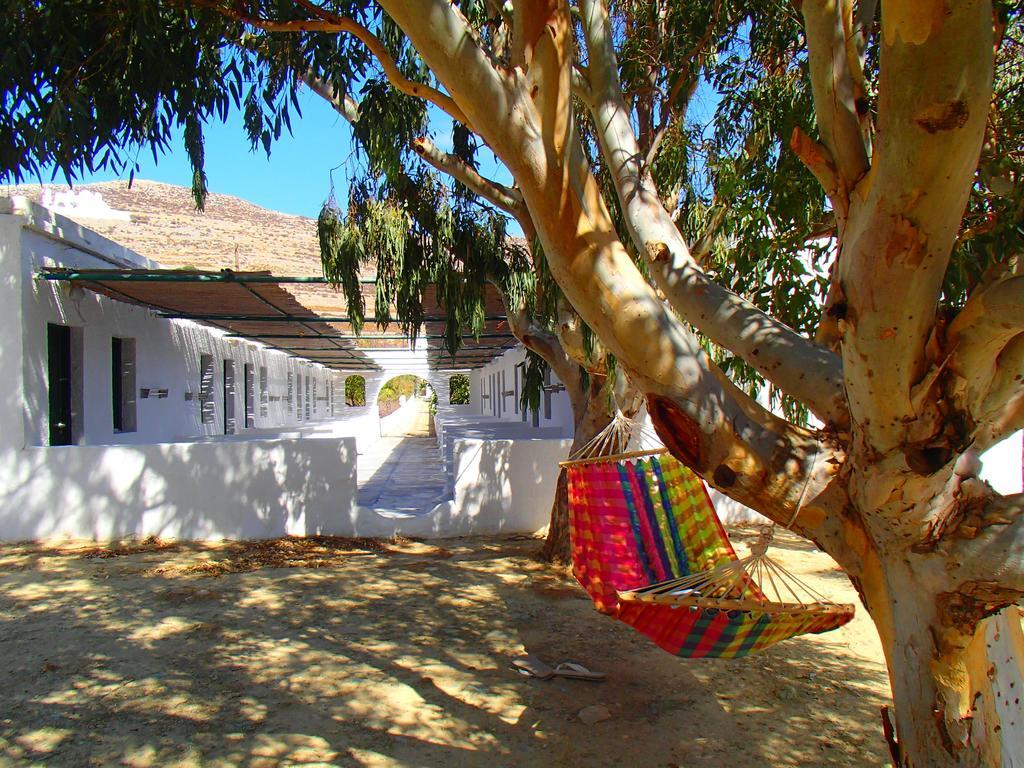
36,90 -> 353,218
33,88 -> 515,222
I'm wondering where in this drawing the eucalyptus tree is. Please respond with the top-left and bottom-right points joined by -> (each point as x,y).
301,58 -> 630,561
4,0 -> 1024,764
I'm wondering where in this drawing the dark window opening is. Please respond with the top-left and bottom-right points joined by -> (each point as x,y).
199,354 -> 215,424
543,368 -> 552,420
223,360 -> 236,435
47,324 -> 73,446
515,364 -> 527,422
244,363 -> 255,429
112,337 -> 137,433
259,366 -> 269,417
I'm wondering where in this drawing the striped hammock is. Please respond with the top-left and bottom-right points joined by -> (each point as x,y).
566,450 -> 855,659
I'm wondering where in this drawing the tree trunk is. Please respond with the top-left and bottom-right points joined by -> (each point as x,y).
540,468 -> 572,563
854,543 -> 1024,767
539,379 -> 617,563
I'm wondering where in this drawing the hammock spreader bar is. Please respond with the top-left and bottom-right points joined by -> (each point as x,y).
565,450 -> 855,659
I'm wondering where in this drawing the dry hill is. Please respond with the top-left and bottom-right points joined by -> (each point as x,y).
4,180 -> 346,313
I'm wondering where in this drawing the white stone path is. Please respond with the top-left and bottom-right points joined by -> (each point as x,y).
356,437 -> 449,513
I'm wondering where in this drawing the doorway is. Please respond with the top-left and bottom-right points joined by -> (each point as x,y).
223,360 -> 236,435
47,323 -> 73,445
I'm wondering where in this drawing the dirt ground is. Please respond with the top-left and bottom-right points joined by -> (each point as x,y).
0,528 -> 892,767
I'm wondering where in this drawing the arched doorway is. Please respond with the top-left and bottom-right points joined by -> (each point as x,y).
377,374 -> 435,437
344,374 -> 366,406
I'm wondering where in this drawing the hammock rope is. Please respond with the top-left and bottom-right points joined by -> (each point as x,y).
563,414 -> 854,659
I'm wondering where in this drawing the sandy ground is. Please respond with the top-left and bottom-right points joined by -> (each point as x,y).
0,529 -> 892,767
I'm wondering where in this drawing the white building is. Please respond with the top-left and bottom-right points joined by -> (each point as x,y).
0,195 -> 573,541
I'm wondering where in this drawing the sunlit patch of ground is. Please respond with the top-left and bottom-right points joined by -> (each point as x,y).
0,530 -> 891,767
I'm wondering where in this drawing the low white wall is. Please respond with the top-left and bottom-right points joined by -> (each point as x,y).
342,437 -> 572,538
0,436 -> 358,540
436,422 -> 566,494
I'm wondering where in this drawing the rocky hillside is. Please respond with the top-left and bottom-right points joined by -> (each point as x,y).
4,180 -> 347,313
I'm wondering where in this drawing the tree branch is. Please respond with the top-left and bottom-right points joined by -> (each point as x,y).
829,0 -> 994,453
410,136 -> 527,221
501,289 -> 587,416
645,0 -> 720,168
201,0 -> 471,126
948,274 -> 1024,377
300,70 -> 360,124
572,64 -> 594,106
578,0 -> 849,426
943,491 -> 1024,600
555,300 -> 607,373
800,0 -> 869,191
948,274 -> 1024,449
962,332 -> 1024,455
790,126 -> 849,226
375,0 -> 516,152
300,68 -> 527,230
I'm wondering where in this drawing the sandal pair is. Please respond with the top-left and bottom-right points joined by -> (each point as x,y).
512,654 -> 606,681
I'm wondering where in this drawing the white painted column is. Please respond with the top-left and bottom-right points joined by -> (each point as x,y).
0,212 -> 26,452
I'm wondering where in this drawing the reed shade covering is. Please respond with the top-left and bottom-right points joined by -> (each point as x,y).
38,268 -> 519,371
564,449 -> 855,658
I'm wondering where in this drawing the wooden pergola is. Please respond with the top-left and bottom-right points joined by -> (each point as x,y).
40,268 -> 518,372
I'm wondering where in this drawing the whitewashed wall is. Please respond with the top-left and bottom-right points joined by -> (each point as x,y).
345,437 -> 573,537
0,198 -> 360,541
0,438 -> 358,540
6,199 -> 345,447
469,346 -> 573,434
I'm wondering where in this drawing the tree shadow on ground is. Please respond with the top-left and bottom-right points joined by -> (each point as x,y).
0,536 -> 891,767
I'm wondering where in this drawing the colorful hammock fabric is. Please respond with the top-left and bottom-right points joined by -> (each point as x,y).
566,450 -> 855,659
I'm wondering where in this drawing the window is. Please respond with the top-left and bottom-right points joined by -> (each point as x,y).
199,354 -> 215,424
449,374 -> 470,405
543,367 -> 552,420
244,363 -> 255,429
111,337 -> 137,433
223,360 -> 236,435
514,364 -> 526,422
513,367 -> 520,415
47,323 -> 82,445
259,366 -> 269,417
345,375 -> 366,406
